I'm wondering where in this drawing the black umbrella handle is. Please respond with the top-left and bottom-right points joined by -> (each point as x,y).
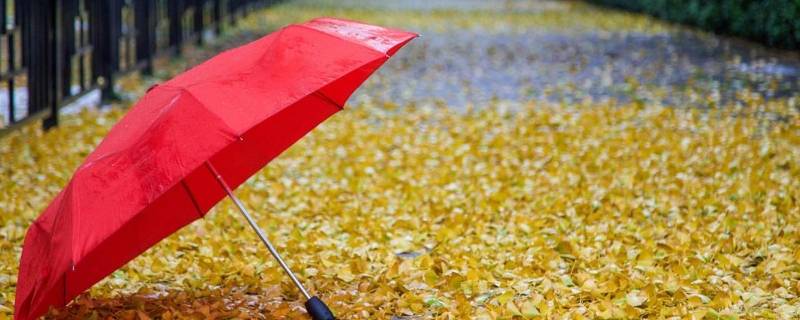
306,296 -> 336,320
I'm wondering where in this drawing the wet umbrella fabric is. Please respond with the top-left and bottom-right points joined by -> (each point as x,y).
16,18 -> 416,320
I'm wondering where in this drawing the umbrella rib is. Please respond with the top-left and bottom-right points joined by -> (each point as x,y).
313,91 -> 344,110
181,180 -> 205,219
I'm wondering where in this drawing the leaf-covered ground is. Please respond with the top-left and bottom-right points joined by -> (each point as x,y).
2,1 -> 800,319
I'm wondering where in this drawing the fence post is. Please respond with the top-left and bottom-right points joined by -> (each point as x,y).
228,0 -> 237,27
168,0 -> 182,54
27,0 -> 59,129
194,0 -> 204,45
61,0 -> 75,98
1,0 -> 16,125
45,0 -> 65,128
91,0 -> 121,102
213,0 -> 223,35
135,0 -> 155,75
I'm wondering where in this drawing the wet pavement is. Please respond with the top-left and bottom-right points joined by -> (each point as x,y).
356,29 -> 800,108
327,0 -> 800,108
250,0 -> 797,110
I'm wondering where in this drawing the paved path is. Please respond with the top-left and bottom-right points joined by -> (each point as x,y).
276,0 -> 799,109
7,0 -> 797,127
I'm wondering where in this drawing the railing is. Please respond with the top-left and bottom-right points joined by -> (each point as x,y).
0,0 -> 277,135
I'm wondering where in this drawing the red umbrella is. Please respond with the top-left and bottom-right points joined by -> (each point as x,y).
16,18 -> 416,320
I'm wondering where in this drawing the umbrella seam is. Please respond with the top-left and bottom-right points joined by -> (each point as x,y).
75,85 -> 180,172
177,87 -> 241,138
252,27 -> 287,82
28,182 -> 74,316
181,180 -> 205,219
90,88 -> 185,169
290,24 -> 390,58
171,26 -> 289,90
19,219 -> 48,317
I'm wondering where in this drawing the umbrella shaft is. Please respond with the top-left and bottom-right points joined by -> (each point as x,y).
206,162 -> 312,300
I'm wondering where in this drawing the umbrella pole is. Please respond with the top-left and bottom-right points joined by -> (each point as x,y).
206,162 -> 336,320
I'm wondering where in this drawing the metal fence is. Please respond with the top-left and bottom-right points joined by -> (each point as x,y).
0,0 -> 276,134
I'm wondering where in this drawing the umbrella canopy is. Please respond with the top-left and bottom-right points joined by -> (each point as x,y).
16,18 -> 415,320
